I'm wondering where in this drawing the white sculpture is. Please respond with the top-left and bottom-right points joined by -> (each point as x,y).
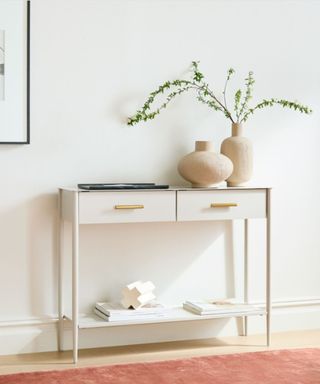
121,281 -> 156,309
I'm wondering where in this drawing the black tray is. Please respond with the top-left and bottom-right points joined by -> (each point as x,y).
78,183 -> 169,190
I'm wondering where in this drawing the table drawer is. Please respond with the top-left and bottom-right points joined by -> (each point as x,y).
79,191 -> 176,224
177,190 -> 266,221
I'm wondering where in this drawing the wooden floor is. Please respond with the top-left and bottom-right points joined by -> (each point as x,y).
0,330 -> 319,375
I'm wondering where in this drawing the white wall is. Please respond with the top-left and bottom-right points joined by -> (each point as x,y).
0,0 -> 320,355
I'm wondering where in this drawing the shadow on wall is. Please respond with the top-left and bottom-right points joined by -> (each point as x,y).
0,192 -> 239,320
0,193 -> 58,321
26,193 -> 58,318
0,193 -> 244,354
4,317 -> 233,355
110,92 -> 219,187
74,220 -> 237,313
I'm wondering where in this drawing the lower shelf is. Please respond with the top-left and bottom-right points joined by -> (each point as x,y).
64,306 -> 266,329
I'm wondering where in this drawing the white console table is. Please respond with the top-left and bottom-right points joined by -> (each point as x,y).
58,186 -> 271,363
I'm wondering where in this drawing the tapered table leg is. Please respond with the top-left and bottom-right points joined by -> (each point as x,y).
58,190 -> 64,351
72,192 -> 79,363
266,189 -> 271,346
244,218 -> 249,336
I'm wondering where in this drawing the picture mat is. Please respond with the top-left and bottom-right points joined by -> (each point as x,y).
0,1 -> 27,142
0,30 -> 4,100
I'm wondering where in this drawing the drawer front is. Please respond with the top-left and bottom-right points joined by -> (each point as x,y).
79,191 -> 176,224
177,190 -> 266,221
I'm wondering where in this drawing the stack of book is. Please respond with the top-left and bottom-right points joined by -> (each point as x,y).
183,300 -> 258,315
94,302 -> 168,322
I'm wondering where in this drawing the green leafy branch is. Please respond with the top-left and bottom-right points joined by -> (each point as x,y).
127,62 -> 234,125
238,71 -> 255,121
223,68 -> 235,115
241,98 -> 312,122
127,62 -> 312,126
127,80 -> 195,125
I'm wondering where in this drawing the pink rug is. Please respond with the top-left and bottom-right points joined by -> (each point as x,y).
0,348 -> 319,384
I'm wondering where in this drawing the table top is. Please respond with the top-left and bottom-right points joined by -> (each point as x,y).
60,185 -> 272,192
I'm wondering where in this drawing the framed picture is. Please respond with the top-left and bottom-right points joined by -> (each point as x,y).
0,0 -> 30,144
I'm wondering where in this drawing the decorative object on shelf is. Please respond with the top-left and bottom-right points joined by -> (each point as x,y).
178,141 -> 233,187
121,280 -> 156,309
127,62 -> 312,186
221,123 -> 252,186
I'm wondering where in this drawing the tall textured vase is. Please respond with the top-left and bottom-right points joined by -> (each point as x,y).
221,123 -> 253,187
178,141 -> 233,187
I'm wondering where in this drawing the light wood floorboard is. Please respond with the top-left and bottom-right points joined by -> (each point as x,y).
0,330 -> 319,375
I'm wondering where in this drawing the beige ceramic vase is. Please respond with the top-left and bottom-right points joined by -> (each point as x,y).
178,141 -> 233,187
220,123 -> 253,187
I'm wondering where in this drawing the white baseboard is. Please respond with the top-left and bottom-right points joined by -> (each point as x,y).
1,298 -> 320,356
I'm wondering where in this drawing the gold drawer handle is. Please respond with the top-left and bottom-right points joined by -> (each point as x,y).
211,203 -> 238,208
114,204 -> 144,210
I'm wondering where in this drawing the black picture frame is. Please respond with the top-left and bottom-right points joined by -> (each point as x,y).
0,0 -> 30,144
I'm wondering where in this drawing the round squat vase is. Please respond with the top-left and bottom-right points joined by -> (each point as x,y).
178,141 -> 233,188
220,123 -> 253,187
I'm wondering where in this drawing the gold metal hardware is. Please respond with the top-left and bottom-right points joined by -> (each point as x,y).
114,204 -> 144,210
210,203 -> 238,208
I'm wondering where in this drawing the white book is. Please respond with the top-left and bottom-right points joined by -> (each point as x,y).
95,302 -> 166,317
94,308 -> 166,322
183,301 -> 258,315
